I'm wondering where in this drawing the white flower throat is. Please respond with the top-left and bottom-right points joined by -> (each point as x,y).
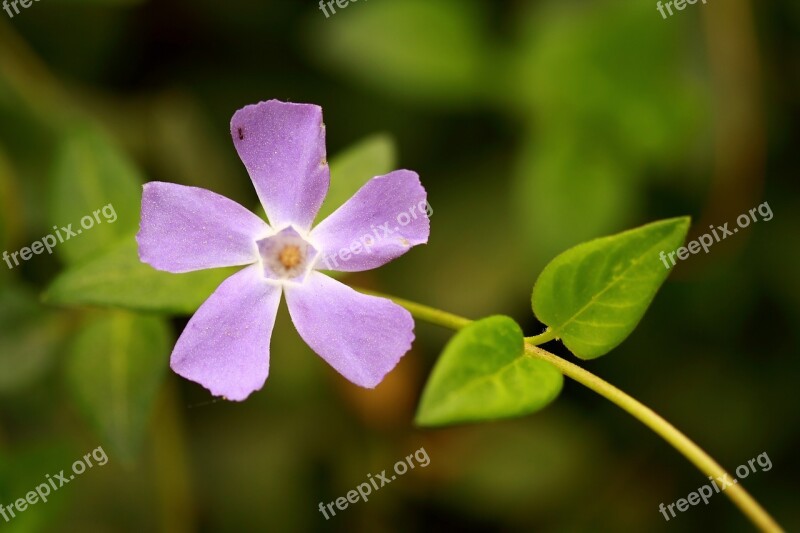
257,226 -> 318,283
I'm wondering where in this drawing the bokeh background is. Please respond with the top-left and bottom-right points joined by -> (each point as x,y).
0,0 -> 798,531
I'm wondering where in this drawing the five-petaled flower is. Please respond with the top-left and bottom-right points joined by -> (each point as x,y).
137,100 -> 429,400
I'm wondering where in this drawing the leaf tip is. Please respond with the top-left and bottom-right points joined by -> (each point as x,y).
659,215 -> 691,237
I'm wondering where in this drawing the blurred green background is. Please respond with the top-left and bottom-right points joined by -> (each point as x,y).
0,0 -> 798,531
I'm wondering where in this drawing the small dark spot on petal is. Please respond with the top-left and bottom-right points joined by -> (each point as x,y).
237,127 -> 244,140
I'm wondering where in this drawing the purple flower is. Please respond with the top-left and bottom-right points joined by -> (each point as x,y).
137,100 -> 429,401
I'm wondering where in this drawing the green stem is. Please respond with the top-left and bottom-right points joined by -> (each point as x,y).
525,344 -> 781,533
358,289 -> 472,330
363,289 -> 783,533
525,327 -> 557,345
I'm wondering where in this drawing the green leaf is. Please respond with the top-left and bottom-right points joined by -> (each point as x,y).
532,217 -> 690,359
416,316 -> 563,427
311,0 -> 488,106
316,134 -> 397,222
513,131 -> 638,263
510,1 -> 705,163
510,1 -> 707,265
65,311 -> 170,463
48,123 -> 143,265
0,283 -> 64,394
45,236 -> 236,315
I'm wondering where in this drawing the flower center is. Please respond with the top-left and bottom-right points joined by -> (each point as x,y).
278,245 -> 302,269
256,227 -> 318,283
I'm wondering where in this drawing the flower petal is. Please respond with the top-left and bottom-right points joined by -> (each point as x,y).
284,272 -> 414,388
137,182 -> 269,273
170,264 -> 282,401
230,100 -> 330,231
310,170 -> 429,272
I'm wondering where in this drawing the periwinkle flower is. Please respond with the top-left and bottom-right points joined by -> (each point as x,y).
137,100 -> 429,400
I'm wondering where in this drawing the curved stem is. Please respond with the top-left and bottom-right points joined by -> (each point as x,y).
525,344 -> 782,533
362,289 -> 783,533
525,327 -> 557,345
358,289 -> 472,330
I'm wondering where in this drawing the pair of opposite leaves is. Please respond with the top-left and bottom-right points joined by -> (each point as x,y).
417,217 -> 689,426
